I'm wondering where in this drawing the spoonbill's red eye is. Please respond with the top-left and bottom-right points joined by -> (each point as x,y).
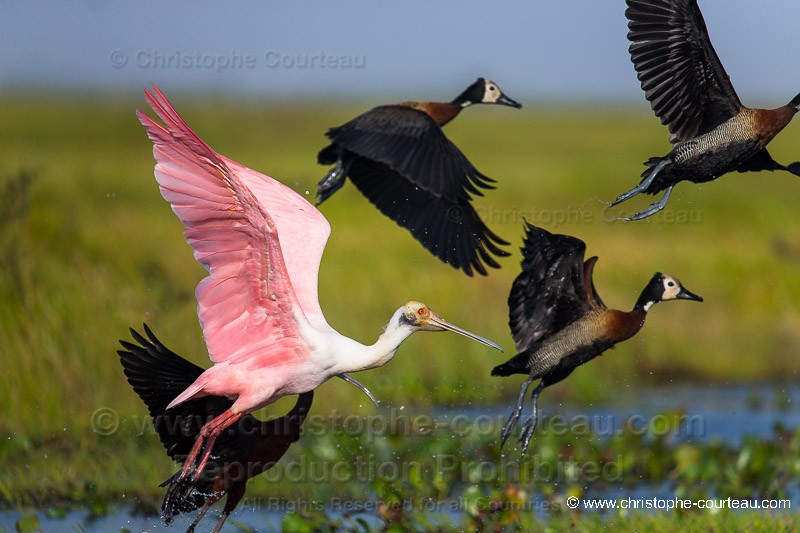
418,307 -> 426,315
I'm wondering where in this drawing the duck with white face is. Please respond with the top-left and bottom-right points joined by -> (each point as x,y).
492,224 -> 703,453
316,78 -> 521,276
135,85 -> 507,510
612,0 -> 800,221
638,273 -> 704,312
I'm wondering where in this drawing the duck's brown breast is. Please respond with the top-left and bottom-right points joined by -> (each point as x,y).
527,310 -> 646,377
399,101 -> 462,126
751,106 -> 797,145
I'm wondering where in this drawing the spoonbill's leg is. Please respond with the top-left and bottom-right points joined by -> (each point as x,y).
167,409 -> 244,504
187,411 -> 245,488
337,373 -> 380,407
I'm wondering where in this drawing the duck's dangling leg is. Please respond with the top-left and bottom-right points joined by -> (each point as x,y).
619,185 -> 675,221
518,380 -> 547,454
611,158 -> 671,207
499,377 -> 534,448
316,155 -> 350,205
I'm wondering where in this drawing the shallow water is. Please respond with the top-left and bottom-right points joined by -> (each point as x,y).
435,382 -> 800,446
1,508 -> 285,532
3,383 -> 798,532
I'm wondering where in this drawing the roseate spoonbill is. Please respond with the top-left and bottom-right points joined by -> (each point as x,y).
118,325 -> 312,533
316,78 -> 522,276
492,223 -> 702,452
612,0 -> 800,220
137,85 -> 502,504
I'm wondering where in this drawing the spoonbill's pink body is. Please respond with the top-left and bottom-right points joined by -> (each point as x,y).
137,85 -> 502,503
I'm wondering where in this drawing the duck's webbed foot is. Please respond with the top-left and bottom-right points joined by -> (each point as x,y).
316,157 -> 349,205
611,158 -> 671,207
617,185 -> 674,221
499,377 -> 534,448
518,381 -> 546,454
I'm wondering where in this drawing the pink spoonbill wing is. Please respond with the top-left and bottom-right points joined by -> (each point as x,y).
137,85 -> 332,367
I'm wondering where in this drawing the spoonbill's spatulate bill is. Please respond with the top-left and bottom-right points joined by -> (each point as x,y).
317,78 -> 522,275
492,223 -> 702,452
118,325 -> 313,533
613,0 -> 800,220
137,85 -> 503,506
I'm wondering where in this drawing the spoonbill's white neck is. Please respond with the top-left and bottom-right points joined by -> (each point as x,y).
319,301 -> 502,382
334,307 -> 414,374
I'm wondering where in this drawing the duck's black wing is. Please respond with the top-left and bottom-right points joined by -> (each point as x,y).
736,148 -> 800,174
626,0 -> 743,143
117,325 -> 234,460
319,105 -> 508,275
117,326 -> 233,517
118,326 -> 315,521
118,326 -> 314,455
507,224 -> 604,353
320,105 -> 495,200
345,156 -> 509,276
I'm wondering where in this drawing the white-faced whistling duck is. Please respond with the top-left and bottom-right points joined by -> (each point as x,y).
491,223 -> 703,452
118,325 -> 313,533
316,78 -> 522,276
612,0 -> 800,220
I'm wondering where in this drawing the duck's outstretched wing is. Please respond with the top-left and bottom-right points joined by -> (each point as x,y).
507,224 -> 604,352
626,0 -> 742,143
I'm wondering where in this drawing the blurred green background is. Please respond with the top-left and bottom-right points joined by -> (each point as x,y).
3,2 -> 800,530
1,92 -> 799,507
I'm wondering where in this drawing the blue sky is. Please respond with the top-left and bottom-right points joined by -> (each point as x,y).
2,0 -> 799,104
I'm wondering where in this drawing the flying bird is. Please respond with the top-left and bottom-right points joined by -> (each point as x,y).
137,85 -> 503,506
492,224 -> 702,452
118,325 -> 313,533
316,78 -> 522,275
612,0 -> 800,220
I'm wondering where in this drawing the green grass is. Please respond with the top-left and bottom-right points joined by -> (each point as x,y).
6,414 -> 800,529
1,93 -> 799,513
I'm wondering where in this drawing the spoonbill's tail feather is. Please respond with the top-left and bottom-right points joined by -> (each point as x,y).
165,378 -> 210,411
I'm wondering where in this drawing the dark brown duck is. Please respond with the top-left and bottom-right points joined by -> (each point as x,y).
118,325 -> 313,533
613,0 -> 800,220
492,224 -> 702,452
316,78 -> 522,276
